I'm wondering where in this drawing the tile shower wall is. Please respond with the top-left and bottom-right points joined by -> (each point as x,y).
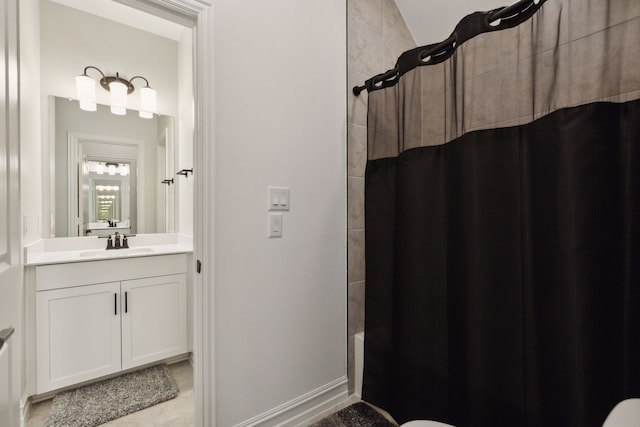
347,0 -> 416,393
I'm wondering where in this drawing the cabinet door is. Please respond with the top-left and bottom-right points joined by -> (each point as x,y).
121,274 -> 187,370
36,282 -> 121,393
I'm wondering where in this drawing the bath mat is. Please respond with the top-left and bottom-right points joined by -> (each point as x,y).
310,401 -> 397,426
44,364 -> 179,427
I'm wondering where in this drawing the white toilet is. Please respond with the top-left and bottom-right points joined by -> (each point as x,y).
602,399 -> 640,427
401,421 -> 454,427
396,399 -> 640,427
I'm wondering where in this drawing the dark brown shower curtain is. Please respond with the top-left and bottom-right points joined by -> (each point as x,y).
362,1 -> 640,426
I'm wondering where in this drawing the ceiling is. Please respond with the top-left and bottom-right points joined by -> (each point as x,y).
394,0 -> 514,46
50,0 -> 514,54
49,0 -> 186,41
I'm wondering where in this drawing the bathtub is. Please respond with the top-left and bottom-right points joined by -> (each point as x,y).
355,332 -> 364,398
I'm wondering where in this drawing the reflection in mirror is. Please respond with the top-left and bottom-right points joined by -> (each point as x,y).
51,96 -> 174,237
84,160 -> 135,236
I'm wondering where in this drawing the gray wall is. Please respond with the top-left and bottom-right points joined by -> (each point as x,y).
54,97 -> 159,236
347,0 -> 416,393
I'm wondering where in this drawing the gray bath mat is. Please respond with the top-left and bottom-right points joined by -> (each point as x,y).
310,401 -> 397,426
45,364 -> 179,427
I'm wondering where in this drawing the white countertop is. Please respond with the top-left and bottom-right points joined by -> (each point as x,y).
24,233 -> 193,266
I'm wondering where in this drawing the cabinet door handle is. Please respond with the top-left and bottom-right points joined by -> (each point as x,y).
114,293 -> 118,315
125,291 -> 128,313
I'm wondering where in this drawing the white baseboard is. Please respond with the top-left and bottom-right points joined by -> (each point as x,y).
232,376 -> 349,427
20,395 -> 31,427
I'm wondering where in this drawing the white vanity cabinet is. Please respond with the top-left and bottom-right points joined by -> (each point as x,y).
121,274 -> 187,369
36,282 -> 122,393
33,254 -> 188,394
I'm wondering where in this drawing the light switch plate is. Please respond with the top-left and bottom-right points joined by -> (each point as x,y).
268,187 -> 290,211
268,213 -> 283,238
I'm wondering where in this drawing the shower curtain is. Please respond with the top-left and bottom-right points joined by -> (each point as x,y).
362,1 -> 640,426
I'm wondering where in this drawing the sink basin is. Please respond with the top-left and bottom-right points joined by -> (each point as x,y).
78,247 -> 155,258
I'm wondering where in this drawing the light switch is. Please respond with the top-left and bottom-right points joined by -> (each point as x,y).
268,187 -> 290,211
268,213 -> 283,238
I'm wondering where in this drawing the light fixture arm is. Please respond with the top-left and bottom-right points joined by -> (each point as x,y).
129,75 -> 151,89
82,65 -> 106,79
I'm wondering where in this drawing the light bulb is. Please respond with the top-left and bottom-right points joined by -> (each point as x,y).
109,80 -> 128,115
76,74 -> 96,111
79,100 -> 97,111
139,86 -> 156,119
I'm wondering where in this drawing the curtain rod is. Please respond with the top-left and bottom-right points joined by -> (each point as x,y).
352,0 -> 542,97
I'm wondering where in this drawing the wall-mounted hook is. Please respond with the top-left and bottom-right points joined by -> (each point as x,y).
161,178 -> 174,185
177,168 -> 193,177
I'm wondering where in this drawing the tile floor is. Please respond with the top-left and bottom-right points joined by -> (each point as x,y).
301,395 -> 398,426
26,364 -> 396,427
25,360 -> 194,427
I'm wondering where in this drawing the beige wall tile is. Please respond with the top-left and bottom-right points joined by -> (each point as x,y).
499,26 -> 520,68
383,30 -> 416,71
348,281 -> 366,336
567,0 -> 638,43
348,124 -> 367,177
399,73 -> 423,141
497,63 -> 520,123
421,89 -> 446,142
621,19 -> 640,95
348,0 -> 383,31
348,177 -> 365,230
534,43 -> 570,112
348,229 -> 366,283
420,62 -> 445,93
349,69 -> 370,126
532,0 -> 569,53
382,0 -> 415,47
462,31 -> 502,80
463,70 -> 501,130
349,18 -> 383,76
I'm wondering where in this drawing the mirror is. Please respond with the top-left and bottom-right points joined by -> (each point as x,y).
84,160 -> 135,236
40,0 -> 193,239
51,96 -> 175,237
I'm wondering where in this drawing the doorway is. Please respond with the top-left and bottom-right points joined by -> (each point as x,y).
23,0 -> 213,425
84,1 -> 214,425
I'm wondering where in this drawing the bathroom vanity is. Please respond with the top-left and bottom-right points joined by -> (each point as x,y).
24,234 -> 193,395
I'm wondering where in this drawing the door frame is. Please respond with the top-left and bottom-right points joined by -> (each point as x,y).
1,0 -> 23,426
113,1 -> 215,425
67,133 -> 145,236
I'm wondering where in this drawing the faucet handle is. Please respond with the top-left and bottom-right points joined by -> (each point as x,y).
122,234 -> 136,249
99,234 -> 114,249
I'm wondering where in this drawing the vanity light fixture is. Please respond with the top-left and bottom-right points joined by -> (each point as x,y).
75,66 -> 157,118
88,161 -> 129,177
107,162 -> 117,176
96,185 -> 120,192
